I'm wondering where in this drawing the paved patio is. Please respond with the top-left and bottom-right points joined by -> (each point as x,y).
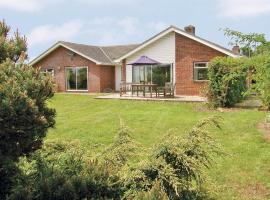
95,93 -> 206,102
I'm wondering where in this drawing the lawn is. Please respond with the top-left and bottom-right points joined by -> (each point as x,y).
47,93 -> 270,200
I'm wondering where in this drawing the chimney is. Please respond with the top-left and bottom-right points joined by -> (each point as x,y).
232,45 -> 240,54
184,25 -> 195,35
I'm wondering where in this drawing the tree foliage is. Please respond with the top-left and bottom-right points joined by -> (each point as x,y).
0,19 -> 27,63
0,60 -> 55,159
0,60 -> 56,198
223,28 -> 267,57
247,54 -> 270,110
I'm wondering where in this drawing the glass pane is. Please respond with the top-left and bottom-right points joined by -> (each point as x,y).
132,66 -> 140,83
194,68 -> 208,80
152,65 -> 171,86
66,68 -> 76,90
139,66 -> 144,83
145,66 -> 152,84
77,68 -> 88,90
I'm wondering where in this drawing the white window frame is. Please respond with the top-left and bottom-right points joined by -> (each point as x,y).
65,66 -> 88,92
193,62 -> 209,81
42,68 -> 54,76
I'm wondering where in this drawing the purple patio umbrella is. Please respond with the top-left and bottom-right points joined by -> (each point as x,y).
128,55 -> 161,65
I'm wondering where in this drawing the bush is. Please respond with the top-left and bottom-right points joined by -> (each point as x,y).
0,60 -> 55,198
9,118 -> 222,200
121,117 -> 222,199
247,54 -> 270,110
206,57 -> 247,107
8,140 -> 123,200
100,120 -> 142,168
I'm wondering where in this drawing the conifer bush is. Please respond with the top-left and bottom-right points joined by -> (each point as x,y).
0,60 -> 55,198
9,118 -> 222,200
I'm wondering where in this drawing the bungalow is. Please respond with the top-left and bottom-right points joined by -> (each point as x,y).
30,25 -> 240,96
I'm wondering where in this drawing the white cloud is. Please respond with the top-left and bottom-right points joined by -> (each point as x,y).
218,0 -> 270,18
0,0 -> 141,12
118,17 -> 140,36
77,0 -> 141,5
27,17 -> 168,58
147,21 -> 168,32
28,20 -> 83,46
81,17 -> 168,45
0,0 -> 42,12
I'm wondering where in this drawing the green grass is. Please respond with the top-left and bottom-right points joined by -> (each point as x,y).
47,93 -> 270,200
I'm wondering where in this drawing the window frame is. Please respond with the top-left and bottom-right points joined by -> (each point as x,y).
65,66 -> 88,92
42,68 -> 55,76
193,61 -> 209,82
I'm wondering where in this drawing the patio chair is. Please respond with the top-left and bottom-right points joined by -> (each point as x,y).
164,82 -> 175,97
155,86 -> 165,97
155,82 -> 175,98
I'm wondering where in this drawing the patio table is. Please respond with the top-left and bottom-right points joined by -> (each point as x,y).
131,83 -> 157,98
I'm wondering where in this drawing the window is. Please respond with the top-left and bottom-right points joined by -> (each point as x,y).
132,64 -> 171,86
42,68 -> 54,76
193,62 -> 208,81
66,67 -> 88,91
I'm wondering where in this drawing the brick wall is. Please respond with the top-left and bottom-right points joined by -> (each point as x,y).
33,46 -> 115,93
175,33 -> 226,96
100,65 -> 115,92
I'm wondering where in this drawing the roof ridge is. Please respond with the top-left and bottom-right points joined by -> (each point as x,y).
60,41 -> 99,48
99,47 -> 113,63
60,40 -> 139,49
101,44 -> 140,48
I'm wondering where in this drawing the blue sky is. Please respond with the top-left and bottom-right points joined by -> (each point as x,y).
1,0 -> 270,60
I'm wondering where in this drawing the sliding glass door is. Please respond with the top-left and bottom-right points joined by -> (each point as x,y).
66,67 -> 88,91
132,64 -> 171,86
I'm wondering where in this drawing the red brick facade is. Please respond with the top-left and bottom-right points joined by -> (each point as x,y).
33,46 -> 115,93
175,33 -> 226,95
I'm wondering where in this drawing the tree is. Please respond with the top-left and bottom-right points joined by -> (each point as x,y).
0,20 -> 55,199
0,19 -> 27,63
223,28 -> 268,57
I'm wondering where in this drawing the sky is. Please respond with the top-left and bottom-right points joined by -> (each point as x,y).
1,0 -> 270,60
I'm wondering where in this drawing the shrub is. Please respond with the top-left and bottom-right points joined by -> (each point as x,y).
247,54 -> 270,110
0,60 -> 55,198
8,140 -> 123,200
206,57 -> 247,107
121,117 -> 222,199
9,117 -> 222,200
100,121 -> 142,168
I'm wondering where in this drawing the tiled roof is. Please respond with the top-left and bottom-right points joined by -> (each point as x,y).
60,41 -> 139,64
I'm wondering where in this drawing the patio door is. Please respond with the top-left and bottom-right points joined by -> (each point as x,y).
66,67 -> 88,91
